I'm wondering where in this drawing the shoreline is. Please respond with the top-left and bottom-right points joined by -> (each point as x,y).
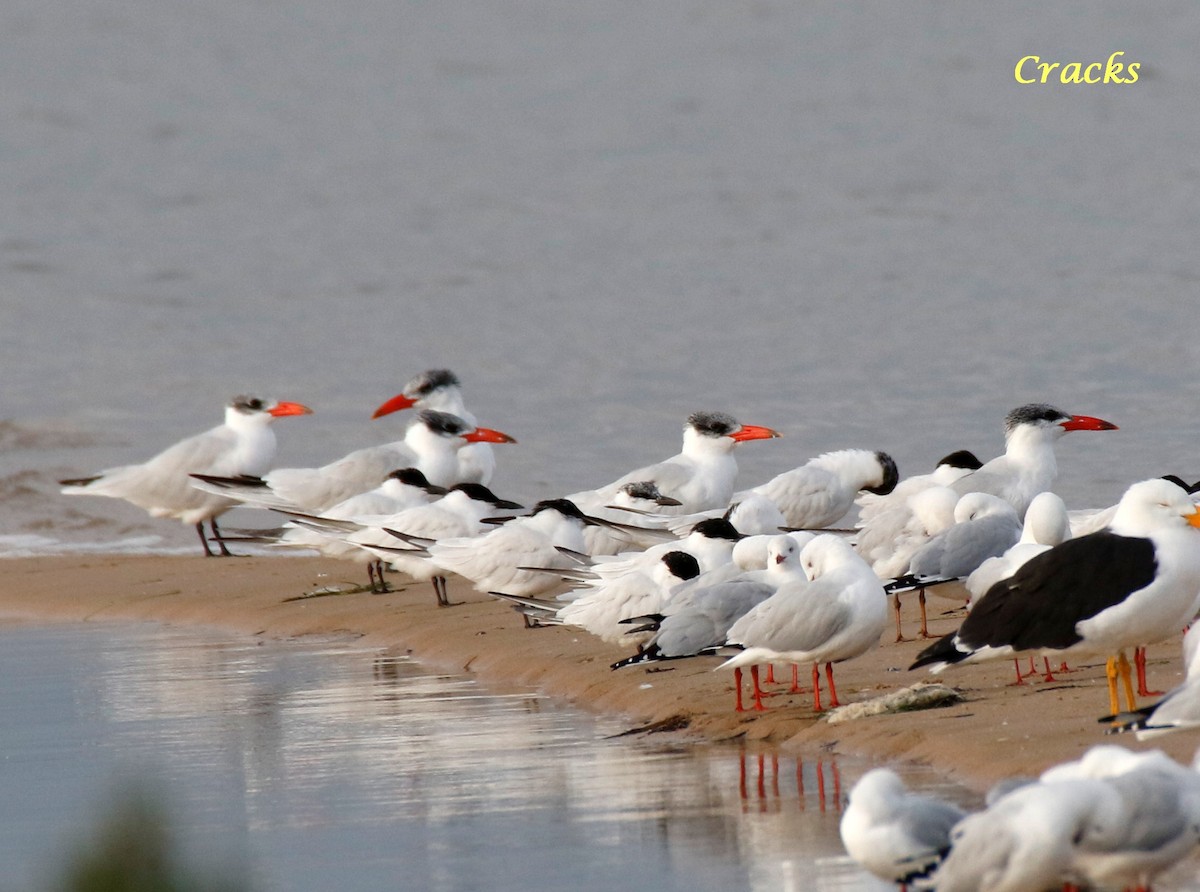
2,553 -> 1196,793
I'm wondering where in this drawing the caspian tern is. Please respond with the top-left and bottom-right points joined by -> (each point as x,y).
60,395 -> 312,556
371,368 -> 497,484
946,403 -> 1118,516
910,478 -> 1200,716
191,410 -> 515,513
719,534 -> 887,712
567,411 -> 781,554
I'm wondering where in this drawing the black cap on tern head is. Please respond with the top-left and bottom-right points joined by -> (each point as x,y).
936,450 -> 984,471
417,409 -> 471,436
1005,404 -> 1070,433
387,467 -> 449,495
689,518 -> 745,540
531,498 -> 588,520
687,411 -> 740,437
404,369 -> 461,398
231,395 -> 268,413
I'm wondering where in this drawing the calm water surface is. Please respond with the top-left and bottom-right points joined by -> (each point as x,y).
2,1 -> 1199,553
0,621 -> 942,892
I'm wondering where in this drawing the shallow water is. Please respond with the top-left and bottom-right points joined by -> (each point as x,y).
2,1 -> 1199,553
0,620 -> 954,892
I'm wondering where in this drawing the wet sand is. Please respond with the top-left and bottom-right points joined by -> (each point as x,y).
1,554 -> 1194,793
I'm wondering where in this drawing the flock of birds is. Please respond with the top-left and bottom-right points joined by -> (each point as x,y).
58,369 -> 1200,890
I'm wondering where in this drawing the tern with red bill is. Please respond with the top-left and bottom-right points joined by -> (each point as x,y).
371,369 -> 497,484
60,395 -> 312,556
566,411 -> 782,554
191,410 -> 515,514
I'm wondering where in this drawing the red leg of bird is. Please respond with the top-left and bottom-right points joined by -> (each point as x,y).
892,594 -> 906,642
1009,658 -> 1027,686
1135,646 -> 1164,697
734,667 -> 746,712
765,664 -> 776,685
789,664 -> 803,694
825,662 -> 840,708
811,663 -> 824,712
751,665 -> 768,711
1041,657 -> 1057,682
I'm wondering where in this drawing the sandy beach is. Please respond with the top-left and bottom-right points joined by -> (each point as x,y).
2,552 -> 1196,795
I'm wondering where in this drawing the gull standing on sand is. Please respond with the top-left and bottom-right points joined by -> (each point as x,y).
910,478 -> 1200,716
719,534 -> 887,713
60,395 -> 313,557
839,767 -> 966,890
884,492 -> 1023,639
609,534 -> 812,667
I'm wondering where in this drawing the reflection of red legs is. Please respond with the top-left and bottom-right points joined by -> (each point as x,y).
1135,646 -> 1164,697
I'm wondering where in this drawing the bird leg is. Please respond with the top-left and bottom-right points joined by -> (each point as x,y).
750,665 -> 768,711
824,662 -> 840,709
1010,658 -> 1028,686
208,518 -> 235,557
789,664 -> 804,694
1105,656 -> 1121,717
196,522 -> 216,557
734,667 -> 746,712
1134,646 -> 1163,697
1041,657 -> 1058,682
1117,649 -> 1138,713
811,663 -> 824,712
433,575 -> 457,607
764,664 -> 777,685
368,560 -> 391,594
892,593 -> 907,642
918,588 -> 931,639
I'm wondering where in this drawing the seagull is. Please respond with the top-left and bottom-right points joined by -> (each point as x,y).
719,534 -> 887,712
566,411 -> 781,554
885,493 -> 1023,639
371,368 -> 497,484
609,534 -> 810,667
191,410 -> 515,513
1038,744 -> 1200,892
910,478 -> 1200,716
60,395 -> 312,556
929,775 -> 1130,892
839,767 -> 966,890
